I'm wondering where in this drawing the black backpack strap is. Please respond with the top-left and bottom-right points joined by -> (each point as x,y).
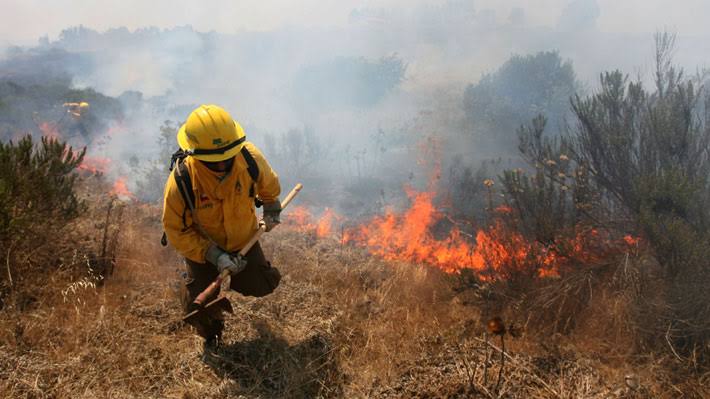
241,145 -> 259,183
161,155 -> 196,247
169,149 -> 187,172
174,161 -> 196,224
240,146 -> 261,204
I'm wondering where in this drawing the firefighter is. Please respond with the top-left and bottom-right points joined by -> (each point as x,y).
162,104 -> 282,346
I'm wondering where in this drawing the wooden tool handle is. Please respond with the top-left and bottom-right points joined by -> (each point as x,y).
238,183 -> 303,256
194,271 -> 228,306
280,183 -> 303,209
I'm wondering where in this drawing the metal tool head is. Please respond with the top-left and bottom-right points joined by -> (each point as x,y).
182,296 -> 233,329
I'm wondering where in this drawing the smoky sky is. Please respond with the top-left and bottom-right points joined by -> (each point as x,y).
3,0 -> 710,203
2,0 -> 710,47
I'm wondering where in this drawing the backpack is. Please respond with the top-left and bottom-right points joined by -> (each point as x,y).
160,146 -> 261,247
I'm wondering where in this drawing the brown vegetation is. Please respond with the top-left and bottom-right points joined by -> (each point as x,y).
1,197 -> 708,398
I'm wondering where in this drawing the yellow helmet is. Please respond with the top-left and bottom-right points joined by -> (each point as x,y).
177,104 -> 246,162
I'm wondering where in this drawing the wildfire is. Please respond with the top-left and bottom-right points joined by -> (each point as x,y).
78,156 -> 112,174
279,137 -> 638,279
285,206 -> 338,238
286,188 -> 640,280
111,177 -> 135,200
316,208 -> 338,237
340,189 -> 537,276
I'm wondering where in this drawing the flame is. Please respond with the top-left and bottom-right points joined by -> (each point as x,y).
495,205 -> 513,214
287,206 -> 315,230
78,156 -> 112,174
340,190 -> 615,278
316,208 -> 337,238
38,122 -> 60,139
623,235 -> 640,246
281,133 -> 638,280
111,177 -> 135,200
342,189 -> 502,275
286,187 -> 639,280
285,206 -> 339,238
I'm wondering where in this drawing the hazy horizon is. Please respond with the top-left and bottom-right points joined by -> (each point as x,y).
3,0 -> 710,46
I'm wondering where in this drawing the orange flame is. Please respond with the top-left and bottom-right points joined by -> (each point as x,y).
340,190 -> 606,278
111,177 -> 135,200
316,208 -> 337,238
281,134 -> 638,280
285,206 -> 340,238
78,156 -> 112,174
286,187 -> 640,280
495,205 -> 513,214
623,235 -> 640,246
287,206 -> 315,230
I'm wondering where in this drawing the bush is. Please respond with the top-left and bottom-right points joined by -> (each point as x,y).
447,156 -> 501,223
0,135 -> 86,305
0,135 -> 85,232
501,116 -> 595,244
505,33 -> 710,360
463,51 -> 580,154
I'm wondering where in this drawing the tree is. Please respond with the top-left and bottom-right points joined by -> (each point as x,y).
463,51 -> 580,155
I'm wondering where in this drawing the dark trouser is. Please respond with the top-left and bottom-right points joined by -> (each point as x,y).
181,241 -> 281,339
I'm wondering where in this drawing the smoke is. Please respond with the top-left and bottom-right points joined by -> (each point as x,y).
557,0 -> 600,32
2,0 -> 710,210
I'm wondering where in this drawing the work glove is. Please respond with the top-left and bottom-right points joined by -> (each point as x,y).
205,244 -> 246,276
262,201 -> 282,232
216,252 -> 247,276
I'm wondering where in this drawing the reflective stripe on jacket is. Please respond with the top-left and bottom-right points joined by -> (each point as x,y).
162,142 -> 281,262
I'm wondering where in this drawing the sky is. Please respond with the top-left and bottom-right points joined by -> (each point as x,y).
2,0 -> 709,46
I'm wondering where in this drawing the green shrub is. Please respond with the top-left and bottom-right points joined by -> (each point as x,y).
505,33 -> 710,359
0,135 -> 85,304
0,135 -> 85,232
501,115 -> 598,244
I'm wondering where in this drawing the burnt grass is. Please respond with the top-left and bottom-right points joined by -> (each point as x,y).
0,205 -> 708,398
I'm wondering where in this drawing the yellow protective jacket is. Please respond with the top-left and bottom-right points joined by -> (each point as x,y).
162,142 -> 281,263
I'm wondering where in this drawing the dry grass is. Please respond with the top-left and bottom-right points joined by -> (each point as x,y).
0,202 -> 708,398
